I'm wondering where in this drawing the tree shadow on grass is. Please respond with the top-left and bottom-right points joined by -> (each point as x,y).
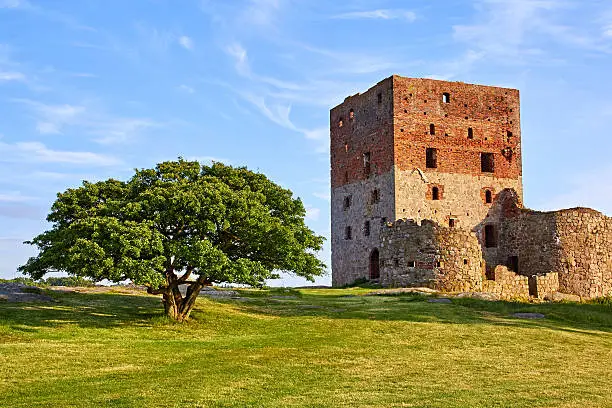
221,290 -> 612,335
1,288 -> 610,337
0,290 -> 164,331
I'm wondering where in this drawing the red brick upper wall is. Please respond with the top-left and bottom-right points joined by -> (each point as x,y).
392,76 -> 522,179
330,77 -> 395,188
330,76 -> 523,188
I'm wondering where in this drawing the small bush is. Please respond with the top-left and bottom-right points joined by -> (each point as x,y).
589,296 -> 612,306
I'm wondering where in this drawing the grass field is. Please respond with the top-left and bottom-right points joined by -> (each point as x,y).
0,287 -> 611,408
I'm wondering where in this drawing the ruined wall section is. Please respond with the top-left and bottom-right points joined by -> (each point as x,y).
497,200 -> 612,299
482,266 -> 530,300
379,220 -> 483,291
554,209 -> 612,298
330,78 -> 396,286
391,77 -> 523,231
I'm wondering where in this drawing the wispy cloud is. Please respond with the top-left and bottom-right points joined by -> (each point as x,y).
178,84 -> 195,93
0,140 -> 120,166
179,35 -> 194,50
14,99 -> 159,144
333,9 -> 417,22
0,0 -> 30,9
0,71 -> 25,81
453,0 -> 611,64
0,192 -> 35,203
226,42 -> 250,76
305,205 -> 320,221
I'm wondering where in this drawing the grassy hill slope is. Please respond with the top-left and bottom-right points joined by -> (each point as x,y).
1,287 -> 611,407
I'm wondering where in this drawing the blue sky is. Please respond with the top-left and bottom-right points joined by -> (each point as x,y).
1,0 -> 611,286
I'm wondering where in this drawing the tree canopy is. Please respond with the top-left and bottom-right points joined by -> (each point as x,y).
20,159 -> 326,320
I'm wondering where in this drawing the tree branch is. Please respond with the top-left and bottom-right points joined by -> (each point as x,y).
178,266 -> 194,283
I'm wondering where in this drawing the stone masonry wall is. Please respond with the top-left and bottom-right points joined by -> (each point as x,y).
379,220 -> 483,291
482,266 -> 530,300
554,209 -> 612,298
331,172 -> 395,286
496,194 -> 612,299
330,78 -> 396,287
530,272 -> 559,300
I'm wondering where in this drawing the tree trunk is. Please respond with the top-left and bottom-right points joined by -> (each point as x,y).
161,282 -> 203,322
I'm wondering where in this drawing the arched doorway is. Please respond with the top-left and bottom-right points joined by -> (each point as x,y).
369,249 -> 380,280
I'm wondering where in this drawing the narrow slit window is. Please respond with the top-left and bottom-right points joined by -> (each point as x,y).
442,93 -> 450,103
364,221 -> 371,237
343,195 -> 352,210
371,189 -> 380,204
426,148 -> 437,169
432,186 -> 440,200
344,226 -> 352,240
429,123 -> 435,135
349,109 -> 355,120
377,92 -> 382,104
344,171 -> 349,183
449,218 -> 456,228
468,127 -> 474,139
338,118 -> 343,128
485,189 -> 492,204
363,152 -> 371,176
481,153 -> 495,173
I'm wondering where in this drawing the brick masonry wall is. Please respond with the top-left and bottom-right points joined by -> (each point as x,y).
392,76 -> 522,179
330,77 -> 395,189
379,220 -> 484,291
330,78 -> 396,286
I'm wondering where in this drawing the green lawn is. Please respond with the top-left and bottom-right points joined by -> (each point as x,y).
0,287 -> 611,408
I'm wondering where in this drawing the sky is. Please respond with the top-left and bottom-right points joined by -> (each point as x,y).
1,0 -> 611,286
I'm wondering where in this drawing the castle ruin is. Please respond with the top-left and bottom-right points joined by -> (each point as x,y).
330,75 -> 612,299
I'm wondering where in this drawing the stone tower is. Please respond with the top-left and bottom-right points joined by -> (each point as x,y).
330,76 -> 523,287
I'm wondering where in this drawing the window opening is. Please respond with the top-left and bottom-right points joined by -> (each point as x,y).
449,218 -> 456,228
484,224 -> 497,248
338,118 -> 343,128
380,217 -> 387,226
369,249 -> 380,279
432,186 -> 440,201
429,123 -> 435,135
344,171 -> 348,183
481,153 -> 495,173
407,261 -> 416,268
442,93 -> 450,103
426,148 -> 437,169
344,226 -> 352,240
363,152 -> 371,176
371,189 -> 380,204
343,195 -> 352,210
364,221 -> 371,237
468,128 -> 474,139
377,93 -> 382,104
485,189 -> 492,204
394,259 -> 400,267
508,255 -> 519,273
349,109 -> 354,120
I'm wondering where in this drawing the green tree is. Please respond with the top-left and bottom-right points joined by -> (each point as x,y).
20,160 -> 326,321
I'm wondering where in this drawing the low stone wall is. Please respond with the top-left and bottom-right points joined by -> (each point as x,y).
482,266 -> 529,300
380,219 -> 483,291
529,272 -> 559,299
